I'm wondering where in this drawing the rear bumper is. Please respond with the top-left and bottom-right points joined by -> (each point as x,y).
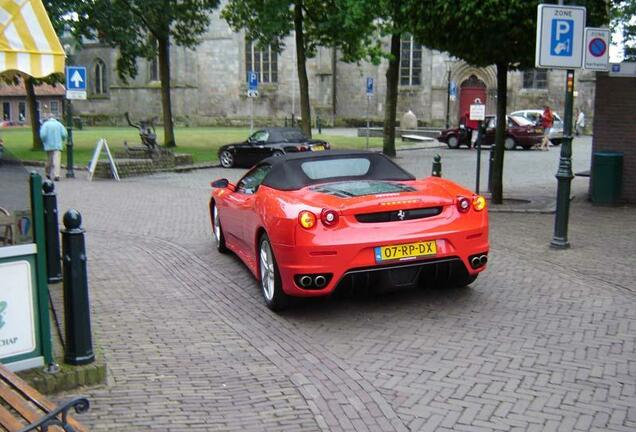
271,225 -> 489,297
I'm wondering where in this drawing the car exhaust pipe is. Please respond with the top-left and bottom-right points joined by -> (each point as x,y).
314,275 -> 327,288
470,256 -> 481,269
480,255 -> 488,266
299,275 -> 313,288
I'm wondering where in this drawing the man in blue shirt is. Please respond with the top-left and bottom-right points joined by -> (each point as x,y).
40,113 -> 67,181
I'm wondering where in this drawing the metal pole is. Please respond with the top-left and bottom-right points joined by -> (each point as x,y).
445,69 -> 451,129
432,154 -> 442,177
62,209 -> 95,365
251,97 -> 255,132
65,99 -> 75,178
475,121 -> 482,193
551,69 -> 575,249
366,95 -> 370,150
42,180 -> 62,283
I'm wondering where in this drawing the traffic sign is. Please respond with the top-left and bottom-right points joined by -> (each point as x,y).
65,66 -> 87,100
449,81 -> 457,98
584,27 -> 610,71
469,103 -> 485,121
247,89 -> 259,98
366,77 -> 374,96
248,71 -> 258,91
535,4 -> 586,69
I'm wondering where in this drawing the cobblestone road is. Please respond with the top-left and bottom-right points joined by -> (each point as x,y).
49,138 -> 635,431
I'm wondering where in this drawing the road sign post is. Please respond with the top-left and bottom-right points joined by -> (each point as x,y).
470,104 -> 485,194
536,3 -> 586,249
366,78 -> 374,150
247,71 -> 258,132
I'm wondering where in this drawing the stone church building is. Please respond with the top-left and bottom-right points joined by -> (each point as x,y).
70,13 -> 597,128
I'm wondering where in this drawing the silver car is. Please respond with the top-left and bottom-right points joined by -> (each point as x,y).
509,109 -> 564,145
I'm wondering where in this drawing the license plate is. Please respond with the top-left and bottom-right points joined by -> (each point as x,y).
311,145 -> 325,151
374,240 -> 437,263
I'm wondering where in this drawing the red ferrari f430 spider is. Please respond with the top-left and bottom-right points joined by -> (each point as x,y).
210,151 -> 488,310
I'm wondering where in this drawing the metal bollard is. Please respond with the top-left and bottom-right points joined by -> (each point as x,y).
284,116 -> 288,127
291,113 -> 295,128
61,209 -> 95,365
432,154 -> 442,177
317,116 -> 322,134
488,143 -> 495,193
42,180 -> 62,283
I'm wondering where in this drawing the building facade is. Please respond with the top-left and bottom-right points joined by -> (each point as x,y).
70,13 -> 597,128
0,81 -> 65,125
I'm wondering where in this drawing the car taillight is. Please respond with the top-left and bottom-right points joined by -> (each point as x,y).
457,196 -> 471,213
297,144 -> 309,151
298,210 -> 316,229
472,195 -> 486,211
324,142 -> 331,150
320,209 -> 339,227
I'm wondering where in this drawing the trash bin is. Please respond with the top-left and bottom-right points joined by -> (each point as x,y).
590,151 -> 623,205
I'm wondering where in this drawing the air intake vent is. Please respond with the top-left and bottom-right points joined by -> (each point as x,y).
355,206 -> 443,223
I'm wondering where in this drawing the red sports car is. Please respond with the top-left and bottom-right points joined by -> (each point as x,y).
210,151 -> 489,310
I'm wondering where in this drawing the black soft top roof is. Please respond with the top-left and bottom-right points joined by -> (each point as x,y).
260,150 -> 415,191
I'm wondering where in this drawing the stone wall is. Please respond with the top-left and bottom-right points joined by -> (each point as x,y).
592,73 -> 636,203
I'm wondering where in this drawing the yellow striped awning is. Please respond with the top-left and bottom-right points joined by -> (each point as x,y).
0,0 -> 65,78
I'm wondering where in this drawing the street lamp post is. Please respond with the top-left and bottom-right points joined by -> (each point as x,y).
63,44 -> 75,178
445,67 -> 451,129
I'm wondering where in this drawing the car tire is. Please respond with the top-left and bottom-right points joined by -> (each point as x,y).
272,150 -> 284,157
259,233 -> 287,311
211,202 -> 228,253
504,137 -> 517,150
219,150 -> 235,168
447,135 -> 460,149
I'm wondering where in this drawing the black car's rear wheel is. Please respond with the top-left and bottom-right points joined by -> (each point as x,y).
259,234 -> 287,311
272,150 -> 284,157
219,150 -> 235,168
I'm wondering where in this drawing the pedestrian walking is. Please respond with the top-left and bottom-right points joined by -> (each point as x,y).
538,105 -> 553,151
40,113 -> 67,181
575,109 -> 585,136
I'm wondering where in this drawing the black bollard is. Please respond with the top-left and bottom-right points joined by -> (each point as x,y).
61,209 -> 95,365
284,116 -> 288,127
432,154 -> 442,177
291,113 -> 295,128
317,116 -> 322,134
42,180 -> 62,283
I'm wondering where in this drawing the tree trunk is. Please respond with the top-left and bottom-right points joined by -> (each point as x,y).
331,47 -> 337,126
294,0 -> 311,138
383,33 -> 400,157
491,62 -> 508,204
158,36 -> 176,147
25,77 -> 42,150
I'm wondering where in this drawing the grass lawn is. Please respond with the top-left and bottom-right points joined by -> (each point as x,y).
0,126 -> 387,166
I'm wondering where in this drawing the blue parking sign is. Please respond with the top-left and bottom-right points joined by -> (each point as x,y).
248,71 -> 258,91
366,77 -> 374,95
550,19 -> 574,57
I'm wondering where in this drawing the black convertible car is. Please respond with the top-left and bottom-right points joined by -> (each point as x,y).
218,127 -> 330,168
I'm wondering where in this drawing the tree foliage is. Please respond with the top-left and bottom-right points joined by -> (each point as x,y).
222,0 -> 381,138
610,0 -> 636,61
70,0 -> 220,147
409,0 -> 608,203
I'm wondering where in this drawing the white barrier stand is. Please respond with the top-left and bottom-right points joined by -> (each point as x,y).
87,138 -> 120,181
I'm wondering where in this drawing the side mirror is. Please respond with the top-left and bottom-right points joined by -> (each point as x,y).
210,178 -> 229,188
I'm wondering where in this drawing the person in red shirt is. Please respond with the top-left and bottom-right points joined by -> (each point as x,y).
539,105 -> 554,151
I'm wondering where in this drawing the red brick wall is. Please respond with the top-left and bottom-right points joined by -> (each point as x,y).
592,73 -> 636,203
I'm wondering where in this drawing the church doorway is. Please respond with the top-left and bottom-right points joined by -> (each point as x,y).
459,75 -> 487,122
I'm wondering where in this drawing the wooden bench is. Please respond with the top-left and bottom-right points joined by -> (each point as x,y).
0,364 -> 89,432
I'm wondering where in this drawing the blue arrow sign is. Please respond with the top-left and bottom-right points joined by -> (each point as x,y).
248,71 -> 258,91
366,77 -> 374,95
66,66 -> 87,90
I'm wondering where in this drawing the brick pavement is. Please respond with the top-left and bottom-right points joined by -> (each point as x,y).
48,141 -> 635,431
